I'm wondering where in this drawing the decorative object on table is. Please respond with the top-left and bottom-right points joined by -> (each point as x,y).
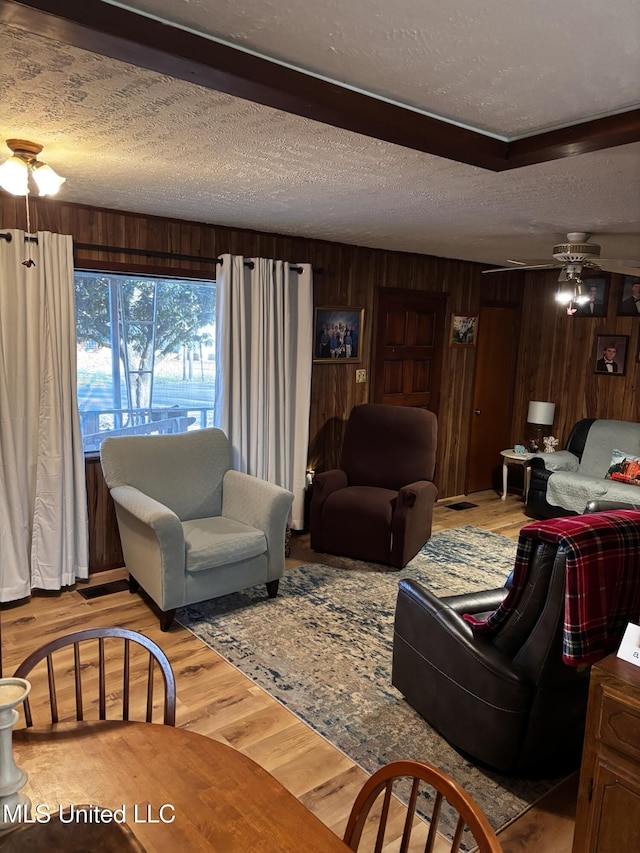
313,306 -> 364,362
0,678 -> 31,834
542,435 -> 559,453
449,314 -> 478,347
514,444 -> 527,455
594,334 -> 629,375
178,527 -> 566,845
527,400 -> 555,450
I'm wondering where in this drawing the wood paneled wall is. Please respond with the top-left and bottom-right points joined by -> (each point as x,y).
2,196 -> 637,569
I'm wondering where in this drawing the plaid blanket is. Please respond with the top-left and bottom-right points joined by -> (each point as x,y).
464,511 -> 640,666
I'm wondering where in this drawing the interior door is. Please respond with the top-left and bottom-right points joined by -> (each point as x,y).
373,288 -> 446,413
466,304 -> 517,493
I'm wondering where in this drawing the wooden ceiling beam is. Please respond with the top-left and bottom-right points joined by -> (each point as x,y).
2,0 -> 639,172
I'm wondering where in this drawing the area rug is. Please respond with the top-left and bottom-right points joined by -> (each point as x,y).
177,526 -> 564,843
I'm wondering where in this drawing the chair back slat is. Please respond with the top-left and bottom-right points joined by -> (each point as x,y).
46,656 -> 59,724
13,627 -> 176,727
73,644 -> 84,721
123,639 -> 131,721
146,656 -> 154,723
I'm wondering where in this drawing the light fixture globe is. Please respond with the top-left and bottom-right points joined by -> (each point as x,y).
0,139 -> 65,197
0,156 -> 29,195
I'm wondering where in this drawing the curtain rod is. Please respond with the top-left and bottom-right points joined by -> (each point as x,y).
0,233 -> 38,244
0,233 -> 309,272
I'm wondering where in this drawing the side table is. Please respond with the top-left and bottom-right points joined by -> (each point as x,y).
500,449 -> 534,501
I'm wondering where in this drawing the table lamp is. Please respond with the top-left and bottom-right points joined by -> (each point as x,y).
527,401 -> 555,452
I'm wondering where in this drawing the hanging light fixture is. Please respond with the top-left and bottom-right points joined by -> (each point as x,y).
0,139 -> 65,197
554,264 -> 589,314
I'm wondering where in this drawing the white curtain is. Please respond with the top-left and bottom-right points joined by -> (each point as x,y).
0,230 -> 88,602
215,254 -> 313,530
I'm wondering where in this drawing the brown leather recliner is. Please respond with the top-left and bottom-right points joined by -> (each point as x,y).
310,404 -> 438,568
392,511 -> 640,774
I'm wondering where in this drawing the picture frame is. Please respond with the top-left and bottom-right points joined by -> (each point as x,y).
573,276 -> 609,317
617,275 -> 640,316
313,307 -> 364,363
594,334 -> 628,376
449,314 -> 478,348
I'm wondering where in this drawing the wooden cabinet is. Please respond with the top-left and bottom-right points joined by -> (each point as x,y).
572,654 -> 640,852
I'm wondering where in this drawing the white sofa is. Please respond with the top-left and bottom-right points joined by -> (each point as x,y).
526,418 -> 640,518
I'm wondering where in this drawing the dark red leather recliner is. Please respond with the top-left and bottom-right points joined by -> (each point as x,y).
392,510 -> 640,774
310,404 -> 438,568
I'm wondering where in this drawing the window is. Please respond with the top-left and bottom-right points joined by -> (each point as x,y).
75,271 -> 216,452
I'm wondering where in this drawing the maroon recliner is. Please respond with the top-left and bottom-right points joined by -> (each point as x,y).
310,404 -> 438,568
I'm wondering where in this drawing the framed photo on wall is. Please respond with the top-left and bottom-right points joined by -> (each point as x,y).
449,314 -> 478,347
313,306 -> 364,362
617,275 -> 640,316
594,334 -> 628,376
573,276 -> 609,317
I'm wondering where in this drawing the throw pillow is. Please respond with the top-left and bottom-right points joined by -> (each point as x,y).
605,449 -> 640,486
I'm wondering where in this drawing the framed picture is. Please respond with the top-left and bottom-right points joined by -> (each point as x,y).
617,275 -> 640,316
449,314 -> 478,347
313,307 -> 364,362
594,334 -> 628,376
573,276 -> 609,317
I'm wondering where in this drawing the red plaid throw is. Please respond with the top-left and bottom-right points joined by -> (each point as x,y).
464,511 -> 640,666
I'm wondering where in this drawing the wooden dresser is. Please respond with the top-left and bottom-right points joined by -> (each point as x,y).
572,653 -> 640,852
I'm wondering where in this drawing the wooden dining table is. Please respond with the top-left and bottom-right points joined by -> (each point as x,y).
6,721 -> 352,852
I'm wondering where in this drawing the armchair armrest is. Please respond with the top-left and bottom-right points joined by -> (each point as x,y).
222,470 -> 294,576
309,469 -> 348,551
527,450 -> 579,473
394,579 -> 530,699
440,587 -> 509,615
109,484 -> 186,608
390,480 -> 438,567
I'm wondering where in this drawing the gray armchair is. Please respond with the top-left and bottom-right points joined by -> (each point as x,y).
100,428 -> 293,630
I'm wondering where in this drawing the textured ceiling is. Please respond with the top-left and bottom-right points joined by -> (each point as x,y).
0,0 -> 639,266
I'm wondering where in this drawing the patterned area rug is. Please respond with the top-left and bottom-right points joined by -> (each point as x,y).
177,526 -> 564,842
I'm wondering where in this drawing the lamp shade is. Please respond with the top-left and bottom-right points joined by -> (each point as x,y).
0,156 -> 29,195
527,401 -> 555,426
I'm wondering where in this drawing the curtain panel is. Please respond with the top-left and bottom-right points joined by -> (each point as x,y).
0,230 -> 88,602
215,255 -> 313,529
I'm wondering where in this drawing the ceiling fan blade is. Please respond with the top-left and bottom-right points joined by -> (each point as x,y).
594,261 -> 640,277
482,263 -> 561,274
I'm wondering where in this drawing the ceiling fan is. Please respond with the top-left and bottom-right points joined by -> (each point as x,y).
482,232 -> 640,281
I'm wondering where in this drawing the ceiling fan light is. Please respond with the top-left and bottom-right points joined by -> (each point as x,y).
555,287 -> 573,305
32,161 -> 66,196
0,155 -> 29,195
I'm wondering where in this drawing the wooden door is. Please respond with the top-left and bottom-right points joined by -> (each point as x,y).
373,288 -> 446,413
466,305 -> 517,493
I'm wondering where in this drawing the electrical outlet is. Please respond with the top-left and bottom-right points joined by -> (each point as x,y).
356,369 -> 366,383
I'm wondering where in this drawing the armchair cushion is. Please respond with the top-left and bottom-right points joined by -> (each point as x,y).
183,517 -> 267,572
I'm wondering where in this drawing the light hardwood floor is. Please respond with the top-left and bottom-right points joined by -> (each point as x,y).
1,490 -> 577,852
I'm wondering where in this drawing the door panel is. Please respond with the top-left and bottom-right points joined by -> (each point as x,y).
466,305 -> 517,493
374,289 -> 446,412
